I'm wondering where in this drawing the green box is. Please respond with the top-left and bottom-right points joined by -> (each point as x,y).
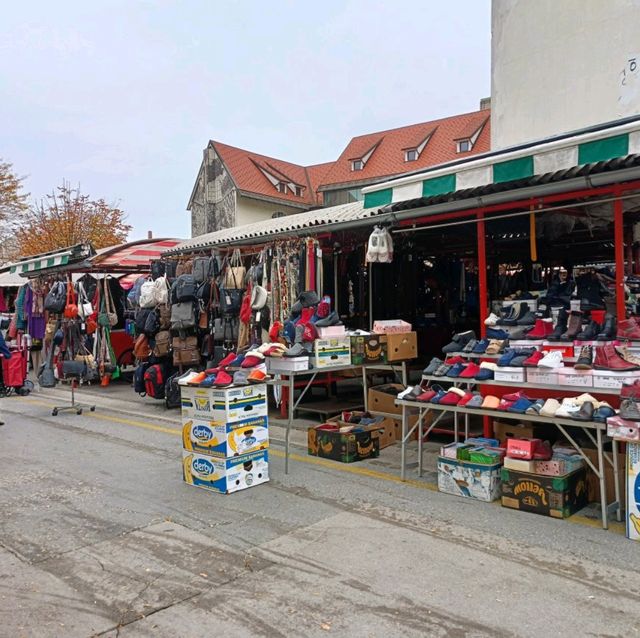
308,424 -> 380,463
350,335 -> 387,366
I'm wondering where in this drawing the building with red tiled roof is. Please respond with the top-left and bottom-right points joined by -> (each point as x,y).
188,103 -> 490,236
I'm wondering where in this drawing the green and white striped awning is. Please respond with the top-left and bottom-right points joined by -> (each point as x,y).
8,244 -> 95,276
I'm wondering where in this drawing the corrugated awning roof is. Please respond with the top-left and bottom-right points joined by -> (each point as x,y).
89,238 -> 182,271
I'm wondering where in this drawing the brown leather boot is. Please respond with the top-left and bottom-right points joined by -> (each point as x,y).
561,311 -> 583,340
594,344 -> 640,371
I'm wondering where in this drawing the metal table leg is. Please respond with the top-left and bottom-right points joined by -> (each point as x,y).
362,365 -> 368,411
285,371 -> 319,474
401,404 -> 408,481
596,427 -> 608,530
418,407 -> 424,477
612,438 -> 622,522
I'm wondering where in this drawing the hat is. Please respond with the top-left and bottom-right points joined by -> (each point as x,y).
251,285 -> 268,310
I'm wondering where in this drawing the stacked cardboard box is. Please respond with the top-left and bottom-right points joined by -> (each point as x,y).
180,383 -> 269,494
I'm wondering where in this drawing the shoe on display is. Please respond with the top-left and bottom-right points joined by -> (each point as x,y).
442,330 -> 476,354
538,350 -> 564,368
592,404 -> 616,423
574,346 -> 593,370
595,313 -> 616,340
439,390 -> 464,406
199,373 -> 218,388
481,395 -> 500,410
466,394 -> 485,408
471,338 -> 491,354
593,344 -> 640,371
430,390 -> 448,404
621,379 -> 640,400
448,362 -> 467,378
407,384 -> 428,400
532,440 -> 553,461
177,369 -> 199,386
416,390 -> 437,402
620,399 -> 640,421
241,351 -> 266,368
527,318 -> 555,340
525,399 -> 546,415
539,398 -> 561,417
248,366 -> 270,383
523,350 -> 544,367
497,349 -> 517,367
616,345 -> 640,366
508,328 -> 528,340
218,352 -> 238,368
485,339 -> 507,355
509,352 -> 531,367
502,303 -> 530,326
576,320 -> 601,340
507,398 -> 534,414
560,311 -> 584,340
484,313 -> 500,326
497,398 -> 516,411
445,355 -> 467,364
546,308 -> 569,342
433,363 -> 453,377
571,401 -> 595,421
486,328 -> 510,340
462,339 -> 478,353
213,370 -> 234,387
503,391 -> 529,402
187,371 -> 208,386
284,343 -> 309,358
574,393 -> 598,405
555,398 -> 580,418
475,363 -> 496,380
458,392 -> 480,407
516,311 -> 537,326
315,311 -> 341,328
616,317 -> 640,340
459,362 -> 481,378
397,386 -> 415,400
232,370 -> 250,386
423,357 -> 443,375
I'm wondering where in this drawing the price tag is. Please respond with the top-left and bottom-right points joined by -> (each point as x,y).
225,294 -> 231,305
256,311 -> 261,323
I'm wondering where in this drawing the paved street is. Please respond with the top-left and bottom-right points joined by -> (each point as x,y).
1,387 -> 639,638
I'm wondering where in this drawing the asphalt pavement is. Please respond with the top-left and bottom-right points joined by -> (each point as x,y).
1,384 -> 639,638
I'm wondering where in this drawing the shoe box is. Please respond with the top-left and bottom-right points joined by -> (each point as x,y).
437,456 -> 502,502
627,443 -> 640,541
541,343 -> 575,359
350,334 -> 387,365
182,449 -> 269,494
493,366 -> 525,383
591,370 -> 640,390
316,325 -> 346,339
607,416 -> 640,442
180,384 -> 268,424
368,384 -> 403,415
556,367 -> 593,388
501,467 -> 588,518
182,415 -> 269,458
525,368 -> 559,385
307,422 -> 380,463
381,331 -> 418,362
314,337 -> 351,368
372,319 -> 412,334
493,420 -> 549,445
326,410 -> 397,449
267,356 -> 310,372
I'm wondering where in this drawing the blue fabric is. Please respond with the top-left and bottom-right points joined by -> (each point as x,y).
0,332 -> 10,359
507,398 -> 534,413
430,391 -> 447,404
486,328 -> 509,339
448,363 -> 466,378
471,338 -> 490,353
474,368 -> 494,380
498,349 -> 516,366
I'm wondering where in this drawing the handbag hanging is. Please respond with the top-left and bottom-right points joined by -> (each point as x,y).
77,281 -> 94,319
224,248 -> 246,289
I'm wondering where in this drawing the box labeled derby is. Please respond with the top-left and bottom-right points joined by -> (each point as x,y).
182,415 -> 269,458
180,383 -> 267,424
182,449 -> 269,494
314,337 -> 351,368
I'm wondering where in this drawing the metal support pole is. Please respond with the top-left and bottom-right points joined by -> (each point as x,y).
477,212 -> 491,438
285,375 -> 294,474
614,192 -> 626,320
368,262 -> 373,330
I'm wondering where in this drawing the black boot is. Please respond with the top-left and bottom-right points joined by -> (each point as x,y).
596,314 -> 616,341
576,320 -> 601,340
547,308 -> 568,342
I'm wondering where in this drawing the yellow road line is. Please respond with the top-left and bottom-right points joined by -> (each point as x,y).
17,396 -> 627,533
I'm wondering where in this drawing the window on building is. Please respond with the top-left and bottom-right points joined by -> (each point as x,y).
405,149 -> 419,162
277,182 -> 288,193
351,159 -> 364,171
294,185 -> 303,197
457,139 -> 472,153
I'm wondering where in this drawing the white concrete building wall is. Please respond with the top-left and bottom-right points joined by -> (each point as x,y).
492,0 -> 640,149
235,195 -> 303,227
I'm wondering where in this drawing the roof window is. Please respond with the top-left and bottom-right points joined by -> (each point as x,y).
352,159 -> 364,171
405,149 -> 419,162
457,139 -> 472,153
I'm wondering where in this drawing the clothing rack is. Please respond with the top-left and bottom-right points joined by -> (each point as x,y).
51,378 -> 96,416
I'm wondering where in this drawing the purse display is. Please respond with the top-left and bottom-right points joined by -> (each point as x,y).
224,248 -> 246,289
44,281 -> 67,314
172,335 -> 200,366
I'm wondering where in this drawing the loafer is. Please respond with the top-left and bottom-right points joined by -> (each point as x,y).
571,401 -> 595,421
472,338 -> 490,354
423,357 -> 443,375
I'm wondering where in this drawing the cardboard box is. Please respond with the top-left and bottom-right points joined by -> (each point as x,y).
504,457 -> 537,472
507,438 -> 541,460
368,384 -> 403,415
556,367 -> 593,388
372,319 -> 412,334
182,415 -> 269,458
180,384 -> 267,424
493,421 -> 539,443
307,423 -> 380,463
350,334 -> 387,365
592,370 -> 640,390
182,449 -> 269,494
327,411 -> 396,450
316,325 -> 346,338
534,455 -> 583,477
582,447 -> 626,505
437,457 -> 502,502
526,368 -> 558,386
607,416 -> 640,442
501,467 -> 588,518
267,356 -> 309,372
627,443 -> 640,541
494,366 -> 525,383
314,337 -> 351,368
382,332 -> 418,361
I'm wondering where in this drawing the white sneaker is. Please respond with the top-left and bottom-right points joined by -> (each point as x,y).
397,386 -> 414,400
538,350 -> 563,368
555,398 -> 580,418
484,313 -> 500,326
539,398 -> 560,417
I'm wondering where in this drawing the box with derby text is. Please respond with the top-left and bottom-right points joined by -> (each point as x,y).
314,337 -> 351,368
180,383 -> 267,424
182,415 -> 269,458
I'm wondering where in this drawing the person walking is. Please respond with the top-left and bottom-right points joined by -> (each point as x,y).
0,331 -> 11,426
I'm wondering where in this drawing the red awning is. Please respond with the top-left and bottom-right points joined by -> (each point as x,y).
89,239 -> 182,273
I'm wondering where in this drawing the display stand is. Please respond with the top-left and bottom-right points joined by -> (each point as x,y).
267,361 -> 409,474
51,378 -> 96,416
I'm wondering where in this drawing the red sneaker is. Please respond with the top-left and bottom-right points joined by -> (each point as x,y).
523,350 -> 544,367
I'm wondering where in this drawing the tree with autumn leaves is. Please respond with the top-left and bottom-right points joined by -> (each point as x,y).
16,182 -> 132,255
0,159 -> 29,262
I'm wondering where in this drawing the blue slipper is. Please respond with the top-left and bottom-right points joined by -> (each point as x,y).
507,398 -> 534,413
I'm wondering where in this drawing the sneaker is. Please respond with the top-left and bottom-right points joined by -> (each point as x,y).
423,357 -> 443,375
525,399 -> 545,415
539,398 -> 561,417
523,350 -> 544,367
538,350 -> 563,368
555,398 -> 580,418
484,313 -> 500,326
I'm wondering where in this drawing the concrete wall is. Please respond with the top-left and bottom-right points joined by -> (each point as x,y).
236,195 -> 302,227
492,0 -> 640,149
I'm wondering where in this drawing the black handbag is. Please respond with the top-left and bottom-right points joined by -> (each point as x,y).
44,282 -> 67,314
220,287 -> 242,315
62,360 -> 87,378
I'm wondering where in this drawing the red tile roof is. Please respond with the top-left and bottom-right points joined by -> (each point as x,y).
318,110 -> 491,190
207,109 -> 491,205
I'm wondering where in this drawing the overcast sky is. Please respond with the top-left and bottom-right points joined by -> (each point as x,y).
0,1 -> 490,240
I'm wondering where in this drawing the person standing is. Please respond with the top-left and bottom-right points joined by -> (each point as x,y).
0,330 -> 10,426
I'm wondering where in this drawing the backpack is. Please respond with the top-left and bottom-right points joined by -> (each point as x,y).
165,372 -> 182,409
143,364 -> 166,399
172,275 -> 196,303
139,280 -> 156,308
144,309 -> 160,337
134,361 -> 150,395
127,277 -> 146,309
152,276 -> 169,306
170,302 -> 195,331
153,330 -> 171,357
135,308 -> 152,334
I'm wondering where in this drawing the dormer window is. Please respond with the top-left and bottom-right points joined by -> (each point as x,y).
295,185 -> 303,197
277,182 -> 288,193
352,159 -> 364,171
457,139 -> 472,153
405,149 -> 419,162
